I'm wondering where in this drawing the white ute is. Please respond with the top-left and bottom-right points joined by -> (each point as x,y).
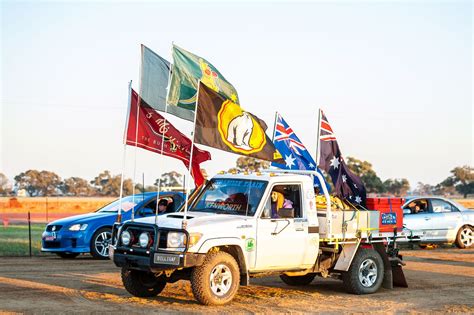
110,170 -> 407,305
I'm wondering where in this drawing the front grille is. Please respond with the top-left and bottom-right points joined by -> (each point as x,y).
43,241 -> 61,248
46,225 -> 63,232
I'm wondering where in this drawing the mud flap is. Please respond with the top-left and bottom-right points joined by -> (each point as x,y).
390,257 -> 408,288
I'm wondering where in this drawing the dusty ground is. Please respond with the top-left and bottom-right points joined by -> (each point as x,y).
0,248 -> 473,314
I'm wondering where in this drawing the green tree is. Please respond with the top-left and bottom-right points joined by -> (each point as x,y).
14,170 -> 62,196
443,166 -> 473,198
230,157 -> 270,173
383,178 -> 410,196
155,171 -> 184,188
0,173 -> 10,196
62,177 -> 95,196
413,182 -> 435,195
91,170 -> 133,196
346,157 -> 385,193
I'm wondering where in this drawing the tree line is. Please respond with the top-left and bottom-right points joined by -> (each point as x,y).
0,157 -> 472,197
0,170 -> 186,197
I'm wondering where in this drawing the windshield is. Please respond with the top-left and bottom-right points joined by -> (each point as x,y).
191,178 -> 267,216
97,195 -> 146,213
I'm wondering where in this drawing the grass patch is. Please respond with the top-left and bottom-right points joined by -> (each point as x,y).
0,224 -> 46,256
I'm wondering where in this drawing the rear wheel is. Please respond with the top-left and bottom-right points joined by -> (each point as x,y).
280,273 -> 316,286
121,268 -> 167,297
342,248 -> 384,294
56,252 -> 79,259
455,225 -> 473,249
90,227 -> 112,259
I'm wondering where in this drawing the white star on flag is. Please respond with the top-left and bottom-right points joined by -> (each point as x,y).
342,174 -> 347,183
284,154 -> 296,168
329,156 -> 340,169
355,196 -> 362,203
308,162 -> 315,169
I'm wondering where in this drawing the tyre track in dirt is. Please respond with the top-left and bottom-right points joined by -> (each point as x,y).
0,248 -> 473,313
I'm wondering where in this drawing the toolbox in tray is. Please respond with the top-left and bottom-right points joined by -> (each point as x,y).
366,198 -> 405,233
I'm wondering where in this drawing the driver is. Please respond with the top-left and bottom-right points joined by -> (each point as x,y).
158,199 -> 168,214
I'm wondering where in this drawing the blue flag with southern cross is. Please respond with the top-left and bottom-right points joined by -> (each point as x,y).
271,112 -> 330,191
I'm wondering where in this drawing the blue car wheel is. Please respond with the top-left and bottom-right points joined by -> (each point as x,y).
90,227 -> 112,259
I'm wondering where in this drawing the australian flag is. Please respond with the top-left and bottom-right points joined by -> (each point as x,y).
272,113 -> 330,191
318,110 -> 366,207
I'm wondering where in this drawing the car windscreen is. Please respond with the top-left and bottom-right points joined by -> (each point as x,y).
190,178 -> 267,216
96,195 -> 146,213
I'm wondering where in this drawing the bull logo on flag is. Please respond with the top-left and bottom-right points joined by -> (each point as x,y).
217,100 -> 267,154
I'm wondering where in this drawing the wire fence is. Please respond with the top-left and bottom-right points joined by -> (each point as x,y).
0,197 -> 114,256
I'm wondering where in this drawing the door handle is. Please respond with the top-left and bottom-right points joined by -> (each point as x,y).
424,217 -> 431,220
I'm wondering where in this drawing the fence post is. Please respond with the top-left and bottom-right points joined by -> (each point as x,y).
28,211 -> 32,257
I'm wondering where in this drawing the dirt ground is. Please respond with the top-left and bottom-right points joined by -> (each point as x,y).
0,248 -> 473,314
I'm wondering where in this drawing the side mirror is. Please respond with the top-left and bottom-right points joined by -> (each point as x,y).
140,207 -> 155,216
278,208 -> 294,219
403,209 -> 411,215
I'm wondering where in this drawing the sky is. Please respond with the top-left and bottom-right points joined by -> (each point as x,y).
1,0 -> 472,189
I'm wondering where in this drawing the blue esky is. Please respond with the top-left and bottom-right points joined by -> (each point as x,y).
1,0 -> 472,188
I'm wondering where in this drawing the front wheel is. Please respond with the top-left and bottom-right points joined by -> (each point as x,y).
191,251 -> 240,305
121,267 -> 167,297
342,248 -> 384,295
90,227 -> 112,259
280,273 -> 316,286
455,225 -> 473,249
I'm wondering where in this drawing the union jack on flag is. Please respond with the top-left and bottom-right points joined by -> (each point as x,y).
272,112 -> 330,190
320,111 -> 337,142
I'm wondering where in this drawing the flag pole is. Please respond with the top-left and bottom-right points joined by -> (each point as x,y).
154,44 -> 174,225
315,108 -> 322,167
182,81 -> 200,230
271,111 -> 278,143
117,80 -> 133,223
132,45 -> 145,222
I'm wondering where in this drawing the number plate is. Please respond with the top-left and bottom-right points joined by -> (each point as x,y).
153,253 -> 180,265
44,236 -> 56,241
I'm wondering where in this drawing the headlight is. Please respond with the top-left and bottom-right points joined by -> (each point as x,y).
167,232 -> 185,249
139,232 -> 150,248
68,224 -> 88,231
121,230 -> 131,246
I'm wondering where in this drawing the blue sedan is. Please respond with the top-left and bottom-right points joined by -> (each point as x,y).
41,192 -> 185,259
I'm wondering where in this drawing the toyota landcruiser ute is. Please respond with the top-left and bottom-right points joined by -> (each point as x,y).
110,170 -> 407,305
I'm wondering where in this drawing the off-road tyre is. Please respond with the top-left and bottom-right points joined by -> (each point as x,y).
342,248 -> 384,295
455,225 -> 473,249
280,273 -> 316,286
90,227 -> 112,259
190,251 -> 240,305
121,267 -> 166,297
56,252 -> 79,259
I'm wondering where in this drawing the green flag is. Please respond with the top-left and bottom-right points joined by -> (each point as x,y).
167,45 -> 239,119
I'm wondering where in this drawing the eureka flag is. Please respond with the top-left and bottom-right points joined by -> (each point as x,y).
272,112 -> 330,191
126,89 -> 211,186
318,110 -> 366,206
167,45 -> 239,118
195,82 -> 284,164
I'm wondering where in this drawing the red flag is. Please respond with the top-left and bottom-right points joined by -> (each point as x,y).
126,89 -> 211,186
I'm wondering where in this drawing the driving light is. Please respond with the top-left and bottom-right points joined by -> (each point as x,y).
68,224 -> 88,231
139,232 -> 150,248
121,230 -> 131,246
167,232 -> 185,249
